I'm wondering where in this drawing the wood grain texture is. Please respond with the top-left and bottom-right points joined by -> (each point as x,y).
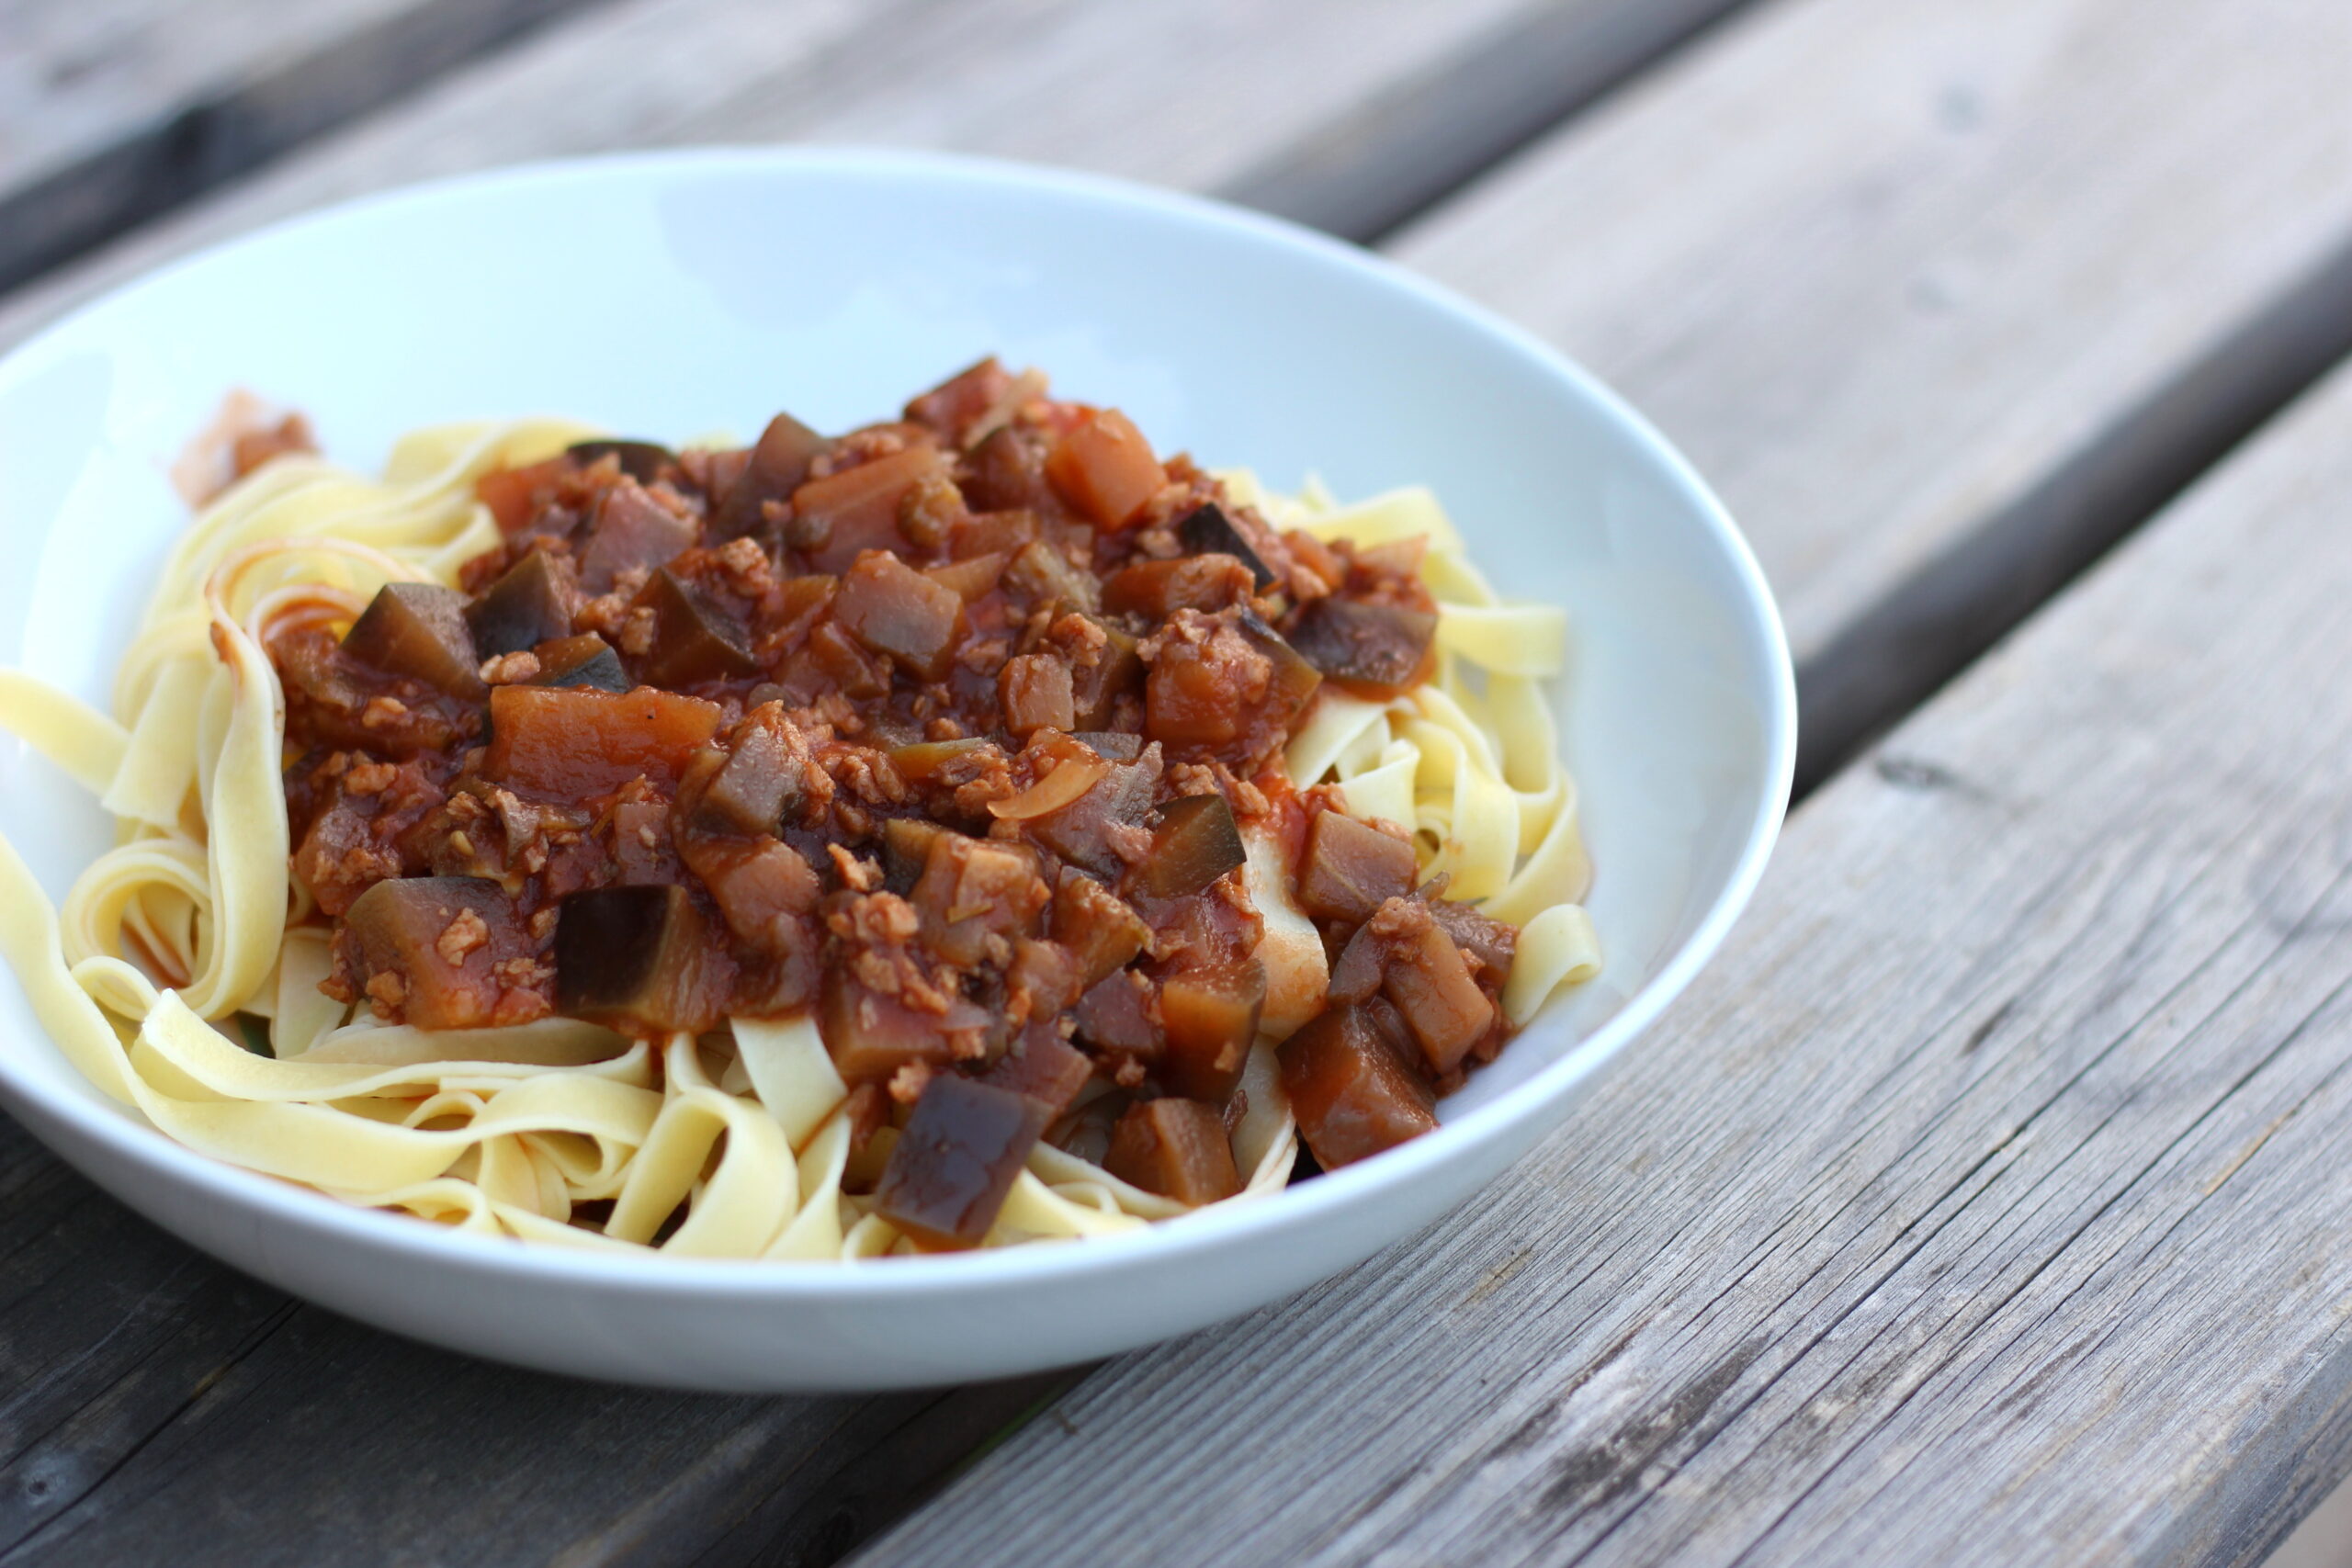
0,0 -> 1750,351
1388,0 -> 2352,784
0,1105 -> 1079,1568
856,298 -> 2352,1568
0,0 -> 596,291
0,2 -> 1737,1563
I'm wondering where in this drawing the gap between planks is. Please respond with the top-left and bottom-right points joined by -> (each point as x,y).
0,0 -> 608,295
1385,0 -> 2352,790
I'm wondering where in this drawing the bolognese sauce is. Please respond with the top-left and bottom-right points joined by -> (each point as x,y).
273,360 -> 1522,1247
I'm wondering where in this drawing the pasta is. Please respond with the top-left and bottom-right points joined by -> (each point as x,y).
0,372 -> 1600,1260
1235,473 -> 1602,1022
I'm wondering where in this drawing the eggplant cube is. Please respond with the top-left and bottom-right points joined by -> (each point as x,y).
530,634 -> 629,694
554,885 -> 718,1032
632,568 -> 760,686
1278,999 -> 1437,1168
1159,958 -> 1264,1102
1105,1097 -> 1242,1205
1297,809 -> 1419,924
1287,597 -> 1439,698
343,582 -> 484,697
1175,502 -> 1278,590
875,1076 -> 1049,1248
1137,793 -> 1246,900
467,550 -> 574,657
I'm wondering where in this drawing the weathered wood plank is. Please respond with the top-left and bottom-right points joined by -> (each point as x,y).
855,279 -> 2352,1568
1388,0 -> 2352,784
0,0 -> 596,293
0,0 -> 1753,350
704,0 -> 1753,243
0,2 -> 1743,1563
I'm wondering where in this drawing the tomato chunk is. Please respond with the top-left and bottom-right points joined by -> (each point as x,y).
1045,409 -> 1165,528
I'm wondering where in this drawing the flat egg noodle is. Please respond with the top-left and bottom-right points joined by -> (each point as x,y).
1252,475 -> 1602,1027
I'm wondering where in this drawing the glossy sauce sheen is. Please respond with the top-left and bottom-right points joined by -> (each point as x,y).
275,361 -> 1524,1244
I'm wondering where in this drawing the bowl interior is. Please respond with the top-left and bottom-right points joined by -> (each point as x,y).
0,150 -> 1786,1226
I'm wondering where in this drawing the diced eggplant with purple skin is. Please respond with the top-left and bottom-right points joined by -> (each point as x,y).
1285,597 -> 1439,698
1175,502 -> 1278,590
1136,793 -> 1246,900
342,582 -> 485,698
467,550 -> 574,657
694,706 -> 806,835
834,550 -> 967,681
1025,743 -> 1163,880
1105,1097 -> 1242,1204
784,620 -> 885,702
1296,808 -> 1419,924
1326,917 -> 1385,1005
576,478 -> 699,594
820,967 -> 990,1082
1073,969 -> 1160,1056
1009,935 -> 1084,1025
712,412 -> 829,538
1069,620 -> 1143,731
632,568 -> 760,686
882,817 -> 949,893
874,1075 -> 1049,1248
338,875 -> 525,1031
1069,729 -> 1143,763
910,831 -> 1049,968
1159,958 -> 1264,1102
1101,555 -> 1256,618
980,1032 -> 1096,1115
554,884 -> 723,1032
529,634 -> 628,694
1327,897 -> 1496,1076
1053,871 -> 1151,987
565,438 -> 674,483
1383,908 -> 1495,1076
1429,896 -> 1518,981
1279,998 -> 1437,1168
1238,608 -> 1323,719
888,736 -> 993,784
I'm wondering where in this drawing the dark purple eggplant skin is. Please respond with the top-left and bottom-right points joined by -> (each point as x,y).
467,549 -> 572,658
1285,597 -> 1439,695
873,1076 -> 1050,1247
1137,793 -> 1246,899
1175,502 -> 1277,590
343,582 -> 485,698
531,637 -> 629,694
554,884 -> 704,1023
631,568 -> 760,686
713,412 -> 829,538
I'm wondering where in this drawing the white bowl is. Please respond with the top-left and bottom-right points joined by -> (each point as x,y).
0,149 -> 1792,1391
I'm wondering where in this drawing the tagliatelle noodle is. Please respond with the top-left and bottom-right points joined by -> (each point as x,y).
0,432 -> 1593,1258
1249,474 -> 1602,1020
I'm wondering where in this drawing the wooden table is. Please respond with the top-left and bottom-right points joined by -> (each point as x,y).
5,1 -> 2352,1562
